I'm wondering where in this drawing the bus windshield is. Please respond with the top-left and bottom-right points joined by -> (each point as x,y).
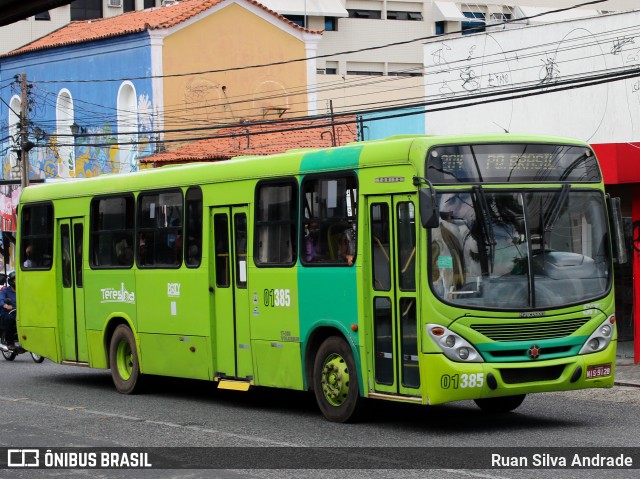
430,189 -> 611,310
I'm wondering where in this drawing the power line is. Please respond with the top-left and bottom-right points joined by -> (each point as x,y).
35,64 -> 640,150
23,19 -> 640,134
30,0 -> 613,84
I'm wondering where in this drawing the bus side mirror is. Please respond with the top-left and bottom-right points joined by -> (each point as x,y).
419,188 -> 439,229
607,196 -> 627,264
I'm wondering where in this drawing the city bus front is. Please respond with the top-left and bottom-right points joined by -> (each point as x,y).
418,140 -> 623,411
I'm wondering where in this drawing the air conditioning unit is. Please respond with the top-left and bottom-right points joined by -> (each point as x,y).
108,0 -> 122,8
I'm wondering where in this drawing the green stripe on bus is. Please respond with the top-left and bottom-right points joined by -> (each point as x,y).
301,145 -> 363,171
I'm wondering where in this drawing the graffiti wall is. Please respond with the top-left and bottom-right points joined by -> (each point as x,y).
423,11 -> 640,143
0,34 -> 156,182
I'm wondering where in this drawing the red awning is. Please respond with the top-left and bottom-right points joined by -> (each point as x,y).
591,142 -> 640,184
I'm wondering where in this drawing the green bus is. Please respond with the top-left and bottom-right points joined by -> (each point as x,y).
16,134 -> 626,422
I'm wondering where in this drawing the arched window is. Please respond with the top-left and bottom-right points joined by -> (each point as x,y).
56,89 -> 74,177
117,81 -> 138,173
8,96 -> 21,167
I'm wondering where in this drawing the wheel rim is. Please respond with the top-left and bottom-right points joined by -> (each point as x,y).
116,339 -> 133,381
321,353 -> 350,407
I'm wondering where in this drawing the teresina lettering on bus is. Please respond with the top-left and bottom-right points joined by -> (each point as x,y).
100,283 -> 135,304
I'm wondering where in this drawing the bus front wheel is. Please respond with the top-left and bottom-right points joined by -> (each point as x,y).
313,336 -> 361,423
109,325 -> 143,394
474,394 -> 526,413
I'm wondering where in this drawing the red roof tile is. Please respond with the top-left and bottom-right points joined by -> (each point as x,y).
3,0 -> 320,58
143,116 -> 358,165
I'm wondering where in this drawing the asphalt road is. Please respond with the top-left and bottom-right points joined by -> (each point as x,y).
0,356 -> 639,478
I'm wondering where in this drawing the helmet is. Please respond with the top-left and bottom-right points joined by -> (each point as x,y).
7,271 -> 15,288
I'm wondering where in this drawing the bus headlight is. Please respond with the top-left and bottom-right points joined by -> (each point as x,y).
579,315 -> 615,355
427,324 -> 483,363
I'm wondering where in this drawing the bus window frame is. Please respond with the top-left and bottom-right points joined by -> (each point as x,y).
184,186 -> 203,269
20,201 -> 55,271
299,171 -> 358,267
253,177 -> 298,269
89,193 -> 135,270
136,187 -> 184,269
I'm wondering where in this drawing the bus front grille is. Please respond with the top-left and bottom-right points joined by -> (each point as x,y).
499,365 -> 566,384
471,318 -> 589,342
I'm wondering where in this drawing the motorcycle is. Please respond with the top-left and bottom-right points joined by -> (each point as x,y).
0,309 -> 44,363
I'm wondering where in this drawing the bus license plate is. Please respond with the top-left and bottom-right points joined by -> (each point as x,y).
586,364 -> 611,379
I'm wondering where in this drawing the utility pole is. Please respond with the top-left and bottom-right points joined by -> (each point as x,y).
19,73 -> 30,188
329,100 -> 337,147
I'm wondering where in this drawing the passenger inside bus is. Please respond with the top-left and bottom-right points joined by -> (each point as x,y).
23,244 -> 33,268
303,223 -> 320,262
339,224 -> 357,265
116,238 -> 133,266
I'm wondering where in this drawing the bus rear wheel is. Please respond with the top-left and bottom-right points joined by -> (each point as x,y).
313,336 -> 361,423
30,353 -> 45,363
474,394 -> 526,413
109,325 -> 143,394
2,349 -> 17,361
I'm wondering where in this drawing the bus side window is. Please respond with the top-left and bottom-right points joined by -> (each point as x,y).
300,173 -> 357,266
90,195 -> 134,268
20,203 -> 54,271
371,203 -> 390,290
185,187 -> 203,268
136,189 -> 183,268
254,179 -> 297,267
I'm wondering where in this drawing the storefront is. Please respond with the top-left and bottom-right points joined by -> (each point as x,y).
592,143 -> 639,362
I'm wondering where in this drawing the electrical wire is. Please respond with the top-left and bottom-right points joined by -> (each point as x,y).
23,20 -> 640,133
30,0 -> 613,84
34,64 -> 640,150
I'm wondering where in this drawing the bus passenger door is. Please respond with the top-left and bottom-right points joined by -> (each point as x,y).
367,195 -> 420,397
210,206 -> 252,380
58,218 -> 88,363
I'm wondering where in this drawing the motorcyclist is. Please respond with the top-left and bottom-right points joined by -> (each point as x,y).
0,272 -> 17,349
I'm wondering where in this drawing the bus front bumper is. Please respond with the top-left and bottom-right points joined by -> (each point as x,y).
422,341 -> 616,406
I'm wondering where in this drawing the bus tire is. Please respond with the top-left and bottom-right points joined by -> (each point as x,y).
2,349 -> 17,361
30,353 -> 45,363
313,336 -> 361,423
474,394 -> 526,413
109,325 -> 143,394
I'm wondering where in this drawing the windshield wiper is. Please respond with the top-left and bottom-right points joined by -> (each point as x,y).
473,186 -> 496,274
543,184 -> 570,233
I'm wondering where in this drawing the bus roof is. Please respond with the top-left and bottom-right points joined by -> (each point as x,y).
20,133 -> 590,203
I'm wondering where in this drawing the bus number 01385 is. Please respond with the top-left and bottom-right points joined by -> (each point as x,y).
440,373 -> 484,389
263,288 -> 291,307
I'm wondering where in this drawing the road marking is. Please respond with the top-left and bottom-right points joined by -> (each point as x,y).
0,395 -> 298,446
441,470 -> 512,479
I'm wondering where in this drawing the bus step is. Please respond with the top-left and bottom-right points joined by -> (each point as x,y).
217,380 -> 251,392
61,361 -> 90,367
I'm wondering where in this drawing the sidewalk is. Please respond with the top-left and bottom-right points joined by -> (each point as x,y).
615,340 -> 640,387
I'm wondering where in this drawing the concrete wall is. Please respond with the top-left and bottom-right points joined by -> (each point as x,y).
162,2 -> 316,146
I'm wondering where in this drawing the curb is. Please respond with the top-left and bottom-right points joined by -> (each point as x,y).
614,381 -> 640,388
